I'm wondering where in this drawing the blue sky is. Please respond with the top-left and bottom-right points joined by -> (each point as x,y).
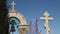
8,0 -> 60,34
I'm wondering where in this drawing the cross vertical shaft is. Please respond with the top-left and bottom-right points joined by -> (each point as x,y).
40,12 -> 53,34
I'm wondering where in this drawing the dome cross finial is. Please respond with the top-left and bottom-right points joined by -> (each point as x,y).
11,1 -> 16,10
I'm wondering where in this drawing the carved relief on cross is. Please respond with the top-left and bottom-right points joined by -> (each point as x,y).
40,12 -> 53,34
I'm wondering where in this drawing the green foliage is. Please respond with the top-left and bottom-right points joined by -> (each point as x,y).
10,20 -> 16,25
0,0 -> 9,34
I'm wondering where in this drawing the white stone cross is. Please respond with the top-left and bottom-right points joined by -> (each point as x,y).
40,12 -> 53,34
11,1 -> 16,10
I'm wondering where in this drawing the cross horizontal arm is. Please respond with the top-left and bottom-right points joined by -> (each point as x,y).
48,17 -> 53,20
40,17 -> 45,20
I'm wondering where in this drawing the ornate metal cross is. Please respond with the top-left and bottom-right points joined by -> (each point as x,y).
40,12 -> 53,34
